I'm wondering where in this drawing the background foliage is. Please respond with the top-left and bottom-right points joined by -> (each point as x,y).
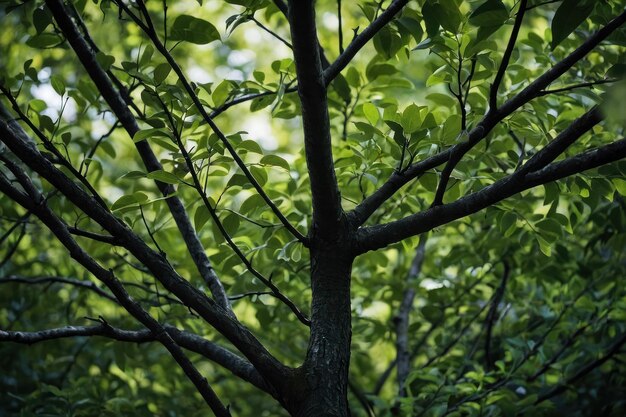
1,0 -> 625,416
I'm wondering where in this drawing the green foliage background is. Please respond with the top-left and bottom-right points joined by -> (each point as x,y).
1,0 -> 625,416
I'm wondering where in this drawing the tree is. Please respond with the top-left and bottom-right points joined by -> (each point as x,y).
1,0 -> 625,415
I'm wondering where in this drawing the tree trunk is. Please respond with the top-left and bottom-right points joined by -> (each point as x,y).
288,241 -> 354,417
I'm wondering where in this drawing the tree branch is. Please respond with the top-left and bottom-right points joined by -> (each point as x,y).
44,0 -> 232,312
323,0 -> 409,86
288,0 -> 343,240
272,0 -> 330,69
490,0 -> 528,110
0,323 -> 271,394
209,88 -> 295,119
445,282 -> 596,414
113,0 -> 307,246
0,86 -> 109,209
0,275 -> 118,303
536,78 -> 618,97
156,96 -> 310,326
374,265 -> 492,395
0,170 -> 231,417
250,16 -> 292,49
535,331 -> 626,404
67,226 -> 122,245
395,235 -> 427,397
356,122 -> 625,253
0,118 -> 289,389
527,316 -> 595,383
420,302 -> 490,369
337,0 -> 344,54
484,261 -> 510,369
517,107 -> 601,174
351,9 -> 626,225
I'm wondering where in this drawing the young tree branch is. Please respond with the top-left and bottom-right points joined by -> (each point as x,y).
323,0 -> 409,86
490,0 -> 528,110
536,78 -> 618,96
44,0 -> 232,312
527,315 -> 597,383
431,7 -> 624,207
517,107 -> 601,174
157,97 -> 310,326
0,86 -> 108,208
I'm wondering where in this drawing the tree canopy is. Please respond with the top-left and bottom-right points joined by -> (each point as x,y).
1,0 -> 625,416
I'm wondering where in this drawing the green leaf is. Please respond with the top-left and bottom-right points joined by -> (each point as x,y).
32,7 -> 51,34
422,0 -> 461,35
536,218 -> 563,239
194,205 -> 211,230
250,165 -> 268,185
146,170 -> 179,184
332,74 -> 351,102
50,75 -> 66,96
222,213 -> 240,236
238,139 -> 264,154
133,128 -> 170,143
362,102 -> 380,125
469,0 -> 508,27
421,1 -> 441,38
366,63 -> 398,81
41,384 -> 64,397
401,104 -> 422,134
153,63 -> 171,84
613,178 -> 626,196
212,80 -> 233,107
260,154 -> 290,171
29,99 -> 47,112
140,45 -> 154,66
61,132 -> 71,145
111,193 -> 148,211
499,211 -> 517,234
373,26 -> 402,59
551,0 -> 595,49
95,52 -> 115,71
422,305 -> 444,323
397,17 -> 424,43
26,33 -> 62,49
253,70 -> 265,83
346,67 -> 362,88
240,194 -> 264,214
120,171 -> 146,180
170,15 -> 220,45
250,94 -> 275,112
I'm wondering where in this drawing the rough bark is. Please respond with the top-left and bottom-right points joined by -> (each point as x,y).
285,225 -> 355,417
299,253 -> 353,416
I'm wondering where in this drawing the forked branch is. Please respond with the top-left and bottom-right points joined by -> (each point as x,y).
351,9 -> 626,225
356,112 -> 623,252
